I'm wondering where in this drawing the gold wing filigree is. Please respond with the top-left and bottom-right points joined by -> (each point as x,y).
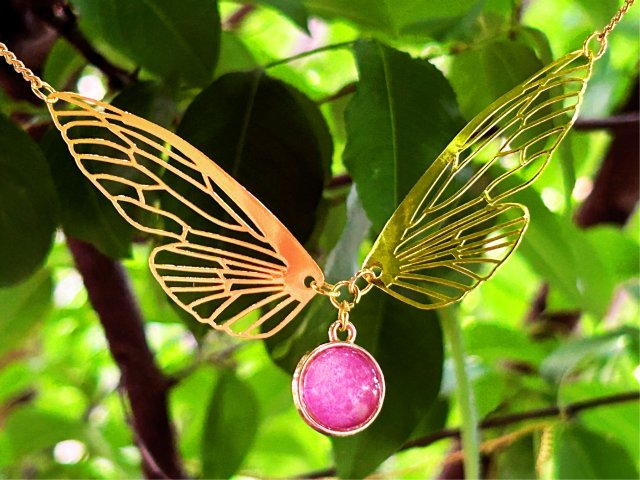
48,92 -> 324,339
363,50 -> 593,309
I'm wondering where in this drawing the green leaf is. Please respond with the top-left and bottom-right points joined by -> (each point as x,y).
540,329 -> 631,384
0,114 -> 57,286
472,368 -> 508,418
201,371 -> 259,479
110,81 -> 179,128
266,190 -> 443,476
0,362 -> 32,406
559,382 -> 640,470
304,0 -> 481,39
216,33 -> 258,78
408,397 -> 448,441
43,38 -> 86,90
344,40 -> 463,232
464,323 -> 547,366
177,70 -> 332,242
0,269 -> 52,356
256,0 -> 310,32
170,366 -> 217,464
0,406 -> 83,459
553,423 -> 638,479
585,226 -> 640,282
323,186 -> 371,282
517,26 -> 554,64
515,189 -> 618,318
72,0 -> 221,86
449,39 -> 543,119
497,434 -> 537,480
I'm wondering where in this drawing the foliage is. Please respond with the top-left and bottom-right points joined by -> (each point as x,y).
0,0 -> 638,478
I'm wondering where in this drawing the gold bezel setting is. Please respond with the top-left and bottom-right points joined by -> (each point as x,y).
292,341 -> 385,436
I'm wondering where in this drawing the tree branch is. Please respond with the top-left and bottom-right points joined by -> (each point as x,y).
67,238 -> 185,479
574,112 -> 639,131
317,81 -> 356,104
327,173 -> 352,189
31,0 -> 134,89
576,79 -> 639,227
223,4 -> 256,31
298,391 -> 640,479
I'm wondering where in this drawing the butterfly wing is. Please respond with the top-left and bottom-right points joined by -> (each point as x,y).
48,92 -> 323,338
363,50 -> 593,308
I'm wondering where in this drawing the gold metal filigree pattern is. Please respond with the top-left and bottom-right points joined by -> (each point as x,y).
0,0 -> 633,335
363,50 -> 594,308
47,92 -> 324,339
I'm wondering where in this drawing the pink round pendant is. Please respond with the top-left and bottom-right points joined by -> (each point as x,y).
292,337 -> 385,436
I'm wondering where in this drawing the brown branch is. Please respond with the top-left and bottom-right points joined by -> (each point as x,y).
317,81 -> 356,104
574,111 -> 639,131
576,79 -> 639,227
0,389 -> 37,428
67,238 -> 185,479
223,4 -> 256,31
327,173 -> 353,189
0,1 -> 58,102
30,0 -> 134,89
298,391 -> 640,479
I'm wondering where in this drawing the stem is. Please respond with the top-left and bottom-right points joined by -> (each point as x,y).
263,40 -> 356,69
440,308 -> 480,480
67,237 -> 185,479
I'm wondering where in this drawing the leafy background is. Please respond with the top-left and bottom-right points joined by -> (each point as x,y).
0,0 -> 638,478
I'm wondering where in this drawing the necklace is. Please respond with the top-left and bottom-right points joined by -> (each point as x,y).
0,0 -> 634,437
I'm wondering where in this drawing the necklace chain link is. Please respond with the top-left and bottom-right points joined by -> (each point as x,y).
0,42 -> 56,101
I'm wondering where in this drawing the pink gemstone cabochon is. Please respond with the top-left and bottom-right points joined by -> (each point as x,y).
293,343 -> 385,436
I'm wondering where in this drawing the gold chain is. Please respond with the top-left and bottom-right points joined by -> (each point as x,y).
583,0 -> 636,59
0,42 -> 56,102
600,0 -> 635,41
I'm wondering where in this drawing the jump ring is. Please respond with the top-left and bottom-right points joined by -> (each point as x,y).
328,320 -> 357,343
582,32 -> 607,60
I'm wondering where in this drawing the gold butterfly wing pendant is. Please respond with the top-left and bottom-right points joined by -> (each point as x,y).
47,92 -> 325,339
43,46 -> 596,436
363,51 -> 593,308
45,49 -> 593,332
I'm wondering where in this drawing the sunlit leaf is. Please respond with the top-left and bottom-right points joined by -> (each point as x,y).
201,371 -> 259,478
449,39 -> 543,119
540,329 -> 631,384
304,0 -> 481,39
553,423 -> 638,479
216,33 -> 258,78
0,406 -> 83,459
344,40 -> 463,232
464,323 -> 548,366
43,38 -> 86,90
0,269 -> 52,357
